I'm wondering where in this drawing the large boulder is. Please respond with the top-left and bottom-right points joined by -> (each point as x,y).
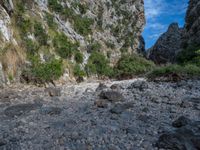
156,116 -> 200,150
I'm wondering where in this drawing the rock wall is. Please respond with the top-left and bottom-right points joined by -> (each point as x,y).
147,23 -> 184,64
147,0 -> 200,64
0,0 -> 146,84
184,0 -> 200,47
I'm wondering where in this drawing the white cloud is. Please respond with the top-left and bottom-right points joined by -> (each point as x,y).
146,23 -> 166,30
148,33 -> 161,40
144,0 -> 166,20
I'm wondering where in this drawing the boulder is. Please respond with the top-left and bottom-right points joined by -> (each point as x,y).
99,91 -> 124,102
156,117 -> 200,150
95,83 -> 108,92
45,87 -> 61,97
4,103 -> 42,118
128,80 -> 148,91
110,102 -> 134,114
94,99 -> 108,108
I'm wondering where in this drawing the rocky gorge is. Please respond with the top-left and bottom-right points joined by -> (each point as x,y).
0,0 -> 200,150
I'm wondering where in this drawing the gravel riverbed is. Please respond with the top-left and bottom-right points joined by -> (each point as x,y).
0,79 -> 200,150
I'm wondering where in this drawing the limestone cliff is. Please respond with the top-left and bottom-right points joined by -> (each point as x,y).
0,0 -> 146,85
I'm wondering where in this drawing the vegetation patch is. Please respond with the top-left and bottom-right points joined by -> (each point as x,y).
34,22 -> 48,46
147,64 -> 200,81
85,51 -> 113,77
177,45 -> 200,66
48,0 -> 63,13
73,15 -> 94,36
74,51 -> 84,64
21,56 -> 63,86
53,33 -> 79,59
73,64 -> 86,78
114,55 -> 155,79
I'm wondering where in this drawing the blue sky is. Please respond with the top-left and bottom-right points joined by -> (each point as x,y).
143,0 -> 189,49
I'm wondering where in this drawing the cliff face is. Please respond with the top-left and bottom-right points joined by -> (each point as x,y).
147,23 -> 184,64
0,0 -> 145,85
184,0 -> 200,47
147,0 -> 200,64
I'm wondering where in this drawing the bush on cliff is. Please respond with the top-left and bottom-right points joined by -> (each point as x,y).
85,51 -> 113,77
177,45 -> 200,66
21,57 -> 63,85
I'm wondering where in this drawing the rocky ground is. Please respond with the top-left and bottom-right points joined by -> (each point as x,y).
0,79 -> 200,150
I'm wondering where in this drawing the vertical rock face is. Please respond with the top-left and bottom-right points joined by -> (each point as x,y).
0,0 -> 14,15
147,0 -> 200,64
184,0 -> 200,47
147,23 -> 184,64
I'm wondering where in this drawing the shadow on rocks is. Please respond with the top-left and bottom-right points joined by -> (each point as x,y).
156,116 -> 200,150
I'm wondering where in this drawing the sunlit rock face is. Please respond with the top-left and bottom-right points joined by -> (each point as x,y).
0,6 -> 12,41
0,0 -> 146,84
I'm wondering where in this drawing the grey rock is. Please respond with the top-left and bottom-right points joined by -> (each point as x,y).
45,87 -> 61,97
147,23 -> 184,64
0,139 -> 6,147
94,99 -> 108,108
99,91 -> 124,102
4,103 -> 42,117
0,0 -> 14,15
110,102 -> 134,114
40,107 -> 62,115
156,118 -> 200,150
96,83 -> 108,92
110,84 -> 123,91
172,116 -> 191,128
128,80 -> 148,91
85,88 -> 94,93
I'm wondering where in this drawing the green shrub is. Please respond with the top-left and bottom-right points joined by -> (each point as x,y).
88,42 -> 101,53
114,55 -> 155,78
74,51 -> 84,64
45,13 -> 57,29
147,64 -> 200,79
34,22 -> 48,46
73,64 -> 86,78
53,33 -> 78,59
32,58 -> 63,81
73,16 -> 94,36
23,57 -> 63,84
24,39 -> 39,56
16,15 -> 32,36
85,51 -> 113,77
77,3 -> 88,14
61,7 -> 75,20
105,41 -> 115,49
177,45 -> 200,64
48,0 -> 63,13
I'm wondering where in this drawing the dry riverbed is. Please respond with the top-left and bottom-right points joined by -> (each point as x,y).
0,79 -> 200,150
